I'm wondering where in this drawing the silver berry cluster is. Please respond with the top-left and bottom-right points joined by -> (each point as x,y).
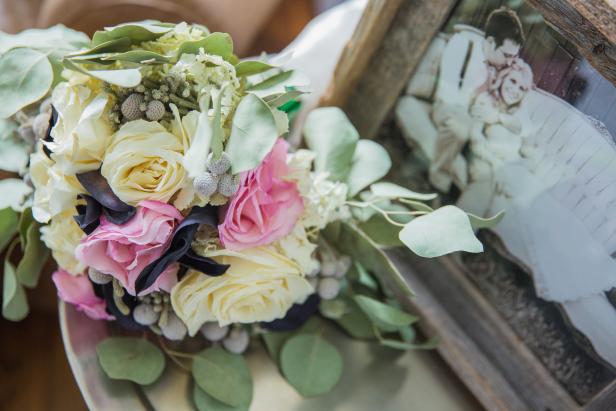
193,152 -> 240,198
307,252 -> 352,300
200,322 -> 250,354
133,291 -> 188,341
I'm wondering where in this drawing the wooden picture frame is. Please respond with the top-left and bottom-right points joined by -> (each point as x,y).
322,1 -> 616,410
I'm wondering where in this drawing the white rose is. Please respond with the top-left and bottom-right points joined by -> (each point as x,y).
48,80 -> 113,174
30,148 -> 83,223
171,246 -> 314,335
40,209 -> 86,275
101,120 -> 187,206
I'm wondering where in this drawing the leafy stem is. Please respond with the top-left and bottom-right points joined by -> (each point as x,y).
346,200 -> 427,228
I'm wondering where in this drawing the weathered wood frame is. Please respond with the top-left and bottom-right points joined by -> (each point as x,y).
322,0 -> 616,410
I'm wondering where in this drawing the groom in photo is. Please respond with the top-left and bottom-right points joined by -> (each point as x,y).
429,7 -> 525,192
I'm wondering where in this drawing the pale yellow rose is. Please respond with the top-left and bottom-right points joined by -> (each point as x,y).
30,148 -> 83,223
48,80 -> 113,174
40,209 -> 86,275
171,246 -> 314,335
101,120 -> 186,206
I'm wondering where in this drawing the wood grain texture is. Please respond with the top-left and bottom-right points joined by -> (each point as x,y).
526,0 -> 616,87
587,379 -> 616,411
332,0 -> 457,138
319,0 -> 404,108
389,250 -> 580,411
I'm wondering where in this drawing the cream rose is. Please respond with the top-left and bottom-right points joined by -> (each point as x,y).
48,79 -> 113,174
171,246 -> 314,335
101,120 -> 186,206
30,148 -> 83,223
41,209 -> 86,275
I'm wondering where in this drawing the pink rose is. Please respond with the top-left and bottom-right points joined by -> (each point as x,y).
76,200 -> 183,295
219,139 -> 304,250
52,269 -> 113,320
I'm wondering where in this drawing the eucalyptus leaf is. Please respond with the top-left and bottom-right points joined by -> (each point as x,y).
0,208 -> 17,253
280,334 -> 343,397
264,90 -> 304,108
354,295 -> 418,333
261,317 -> 323,361
346,140 -> 391,198
318,298 -> 349,320
64,59 -> 141,87
102,50 -> 169,64
374,326 -> 439,351
369,182 -> 437,201
17,208 -> 34,248
352,261 -> 379,291
248,70 -> 310,99
332,295 -> 376,340
226,94 -> 279,174
178,32 -> 235,62
182,95 -> 212,178
0,48 -> 53,118
2,241 -> 29,321
16,222 -> 49,288
0,179 -> 33,211
0,118 -> 29,173
271,108 -> 289,135
96,337 -> 165,385
235,60 -> 274,77
67,38 -> 132,58
192,347 -> 252,407
399,205 -> 483,257
193,383 -> 248,411
303,107 -> 358,182
324,222 -> 414,298
468,210 -> 505,230
92,22 -> 172,46
398,198 -> 434,213
0,25 -> 89,54
357,203 -> 412,248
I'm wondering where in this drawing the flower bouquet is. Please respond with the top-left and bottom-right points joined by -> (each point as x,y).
0,21 -> 500,410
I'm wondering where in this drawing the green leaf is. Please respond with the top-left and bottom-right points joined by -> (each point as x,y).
192,347 -> 252,407
324,222 -> 414,298
304,107 -> 359,182
0,48 -> 53,118
92,22 -> 172,46
374,326 -> 439,351
346,140 -> 391,198
280,334 -> 343,397
399,205 -> 483,257
352,261 -> 379,291
261,317 -> 323,361
468,210 -> 505,230
96,337 -> 165,385
0,179 -> 32,211
226,94 -> 279,174
398,198 -> 434,213
193,383 -> 248,411
16,221 -> 49,288
0,118 -> 29,173
18,208 -> 34,247
369,182 -> 437,201
3,239 -> 29,321
0,208 -> 18,253
63,59 -> 141,87
319,298 -> 349,320
264,90 -> 304,108
102,50 -> 169,64
178,32 -> 235,62
235,60 -> 274,77
67,38 -> 132,58
248,70 -> 310,99
0,25 -> 89,54
354,295 -> 418,333
357,203 -> 413,248
332,295 -> 376,339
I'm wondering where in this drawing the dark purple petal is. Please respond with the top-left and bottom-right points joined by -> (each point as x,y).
262,294 -> 320,331
76,169 -> 134,213
134,206 -> 229,294
102,207 -> 137,226
74,195 -> 102,234
42,106 -> 57,159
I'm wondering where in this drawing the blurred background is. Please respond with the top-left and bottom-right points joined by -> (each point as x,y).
0,1 -> 345,409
